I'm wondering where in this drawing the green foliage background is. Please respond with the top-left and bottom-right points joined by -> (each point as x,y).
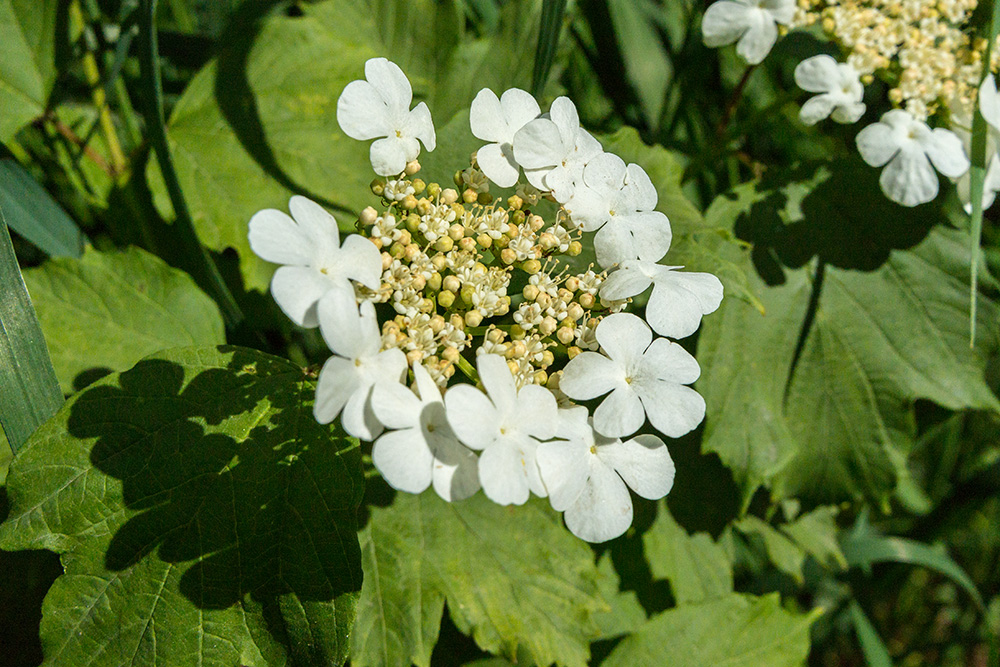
1,0 -> 999,665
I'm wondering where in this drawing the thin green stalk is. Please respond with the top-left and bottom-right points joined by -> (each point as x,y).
532,0 -> 567,97
968,1 -> 1000,346
138,0 -> 243,328
455,354 -> 479,384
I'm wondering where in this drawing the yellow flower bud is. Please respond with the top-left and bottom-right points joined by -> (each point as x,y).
539,316 -> 557,336
406,213 -> 421,233
434,236 -> 454,252
540,350 -> 554,368
567,303 -> 584,321
402,194 -> 418,210
406,349 -> 424,365
508,194 -> 524,210
360,206 -> 378,225
533,370 -> 548,385
411,178 -> 426,194
556,326 -> 575,345
442,188 -> 459,204
567,346 -> 582,359
442,275 -> 461,293
510,324 -> 526,340
390,242 -> 406,259
442,346 -> 460,362
462,188 -> 478,204
567,241 -> 582,256
476,233 -> 493,248
521,259 -> 542,275
426,273 -> 442,292
522,284 -> 540,301
405,160 -> 421,175
381,252 -> 393,270
564,276 -> 580,292
579,293 -> 596,309
465,310 -> 483,327
426,182 -> 441,199
370,179 -> 385,196
500,248 -> 517,264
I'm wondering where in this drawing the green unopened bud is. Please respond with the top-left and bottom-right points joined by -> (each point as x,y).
426,182 -> 442,199
434,236 -> 454,252
510,324 -> 526,340
494,234 -> 510,249
462,188 -> 478,204
426,273 -> 442,292
454,171 -> 465,187
437,290 -> 456,308
406,213 -> 420,233
411,178 -> 426,194
370,179 -> 385,196
389,242 -> 406,259
511,210 -> 526,226
521,259 -> 542,275
478,192 -> 493,205
460,284 -> 476,305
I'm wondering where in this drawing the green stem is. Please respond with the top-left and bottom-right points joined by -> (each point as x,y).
455,354 -> 479,384
138,0 -> 243,328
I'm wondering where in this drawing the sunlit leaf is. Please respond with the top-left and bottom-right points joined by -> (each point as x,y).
0,0 -> 58,143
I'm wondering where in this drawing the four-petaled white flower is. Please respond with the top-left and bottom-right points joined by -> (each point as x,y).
337,57 -> 436,176
559,313 -> 705,439
444,354 -> 558,505
701,0 -> 796,65
537,407 -> 675,543
966,74 -> 1000,212
512,97 -> 604,202
471,88 -> 541,188
563,154 -> 672,268
794,55 -> 866,125
371,363 -> 480,501
314,289 -> 407,441
856,109 -> 970,207
600,260 -> 724,339
248,195 -> 382,327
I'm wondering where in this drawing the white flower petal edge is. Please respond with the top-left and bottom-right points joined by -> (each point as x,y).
857,110 -> 970,207
444,354 -> 557,505
560,313 -> 706,439
248,196 -> 382,328
337,57 -> 436,176
794,55 -> 865,126
471,88 -> 541,188
313,291 -> 407,441
702,0 -> 795,65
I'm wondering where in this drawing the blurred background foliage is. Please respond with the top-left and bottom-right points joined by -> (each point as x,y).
1,0 -> 999,665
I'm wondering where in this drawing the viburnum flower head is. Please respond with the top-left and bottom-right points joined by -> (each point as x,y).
444,354 -> 558,506
856,109 -> 970,207
794,55 -> 866,125
248,195 -> 382,327
599,260 -> 724,339
537,407 -> 675,542
371,362 -> 480,501
512,96 -> 604,202
313,289 -> 407,441
336,57 -> 436,176
470,88 -> 541,188
559,313 -> 705,438
701,0 -> 796,65
563,153 -> 672,268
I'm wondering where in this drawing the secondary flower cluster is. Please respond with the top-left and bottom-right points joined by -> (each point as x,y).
248,58 -> 723,542
700,0 -> 1000,209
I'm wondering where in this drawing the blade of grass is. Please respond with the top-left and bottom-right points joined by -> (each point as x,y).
0,159 -> 87,258
968,0 -> 1000,346
0,209 -> 63,454
138,0 -> 243,328
531,0 -> 567,97
848,601 -> 893,667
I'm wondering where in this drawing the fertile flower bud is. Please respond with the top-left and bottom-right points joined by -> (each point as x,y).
539,316 -> 557,336
476,233 -> 493,248
405,160 -> 421,175
360,206 -> 378,225
522,284 -> 539,301
411,178 -> 426,194
579,292 -> 596,309
556,326 -> 575,345
441,188 -> 459,204
434,237 -> 454,252
458,237 -> 477,252
522,259 -> 541,275
465,310 -> 483,327
370,179 -> 385,196
500,248 -> 517,264
442,275 -> 461,293
567,241 -> 582,256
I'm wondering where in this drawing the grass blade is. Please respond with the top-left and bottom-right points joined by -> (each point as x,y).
531,0 -> 567,97
0,159 -> 87,258
848,601 -> 893,667
0,209 -> 63,454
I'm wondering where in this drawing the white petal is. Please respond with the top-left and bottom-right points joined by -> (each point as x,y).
523,165 -> 553,191
364,57 -> 412,111
646,269 -> 724,339
476,142 -> 520,188
444,385 -> 500,450
478,353 -> 518,416
339,234 -> 383,289
564,184 -> 611,231
370,137 -> 411,177
634,381 -> 706,438
248,208 -> 312,265
593,385 -> 646,438
736,10 -> 777,64
583,153 -> 627,193
342,381 -> 383,441
536,440 -> 590,511
549,97 -> 580,145
856,120 -> 900,167
513,118 -> 567,170
336,80 -> 391,141
625,211 -> 673,262
794,55 -> 841,93
514,384 -> 559,440
563,459 -> 633,543
314,356 -> 361,424
270,266 -> 337,328
702,1 -> 751,48
595,219 -> 638,267
559,351 -> 622,400
316,289 -> 365,358
880,146 -> 939,207
640,337 -> 702,385
404,102 -> 436,151
623,163 -> 657,211
289,195 -> 341,258
923,128 -> 970,178
366,347 -> 408,385
431,439 -> 481,502
799,95 -> 835,126
478,438 -> 533,505
412,362 -> 441,402
599,435 -> 675,499
500,88 -> 541,135
471,88 -> 505,141
356,300 -> 384,357
981,74 -> 1000,131
371,379 -> 422,429
830,101 -> 866,125
372,428 -> 433,493
596,312 -> 652,369
544,166 -> 576,203
599,263 -> 654,301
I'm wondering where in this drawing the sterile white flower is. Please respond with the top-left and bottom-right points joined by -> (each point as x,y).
563,153 -> 672,267
599,260 -> 724,339
314,289 -> 407,440
962,74 -> 1000,212
794,55 -> 866,125
857,109 -> 970,207
471,88 -> 541,188
337,57 -> 436,176
512,97 -> 604,202
559,313 -> 705,439
248,195 -> 382,327
701,0 -> 796,65
371,363 -> 480,501
537,407 -> 675,542
443,354 -> 558,505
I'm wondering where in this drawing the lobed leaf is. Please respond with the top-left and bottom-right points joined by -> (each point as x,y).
0,0 -> 58,143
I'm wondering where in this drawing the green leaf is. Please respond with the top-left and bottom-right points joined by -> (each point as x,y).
781,506 -> 846,571
23,246 -> 226,394
0,0 -> 58,143
0,346 -> 364,666
0,159 -> 86,257
350,491 -> 604,667
0,213 -> 62,453
606,0 -> 671,128
602,593 -> 816,667
698,162 -> 1000,504
592,552 -> 647,640
733,516 -> 806,583
531,0 -> 566,97
848,600 -> 893,667
642,502 -> 733,605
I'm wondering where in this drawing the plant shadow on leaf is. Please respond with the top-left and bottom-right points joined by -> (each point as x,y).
734,158 -> 938,285
65,351 -> 362,611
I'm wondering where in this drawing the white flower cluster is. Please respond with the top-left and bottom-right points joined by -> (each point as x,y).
248,58 -> 724,543
700,0 -> 985,209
